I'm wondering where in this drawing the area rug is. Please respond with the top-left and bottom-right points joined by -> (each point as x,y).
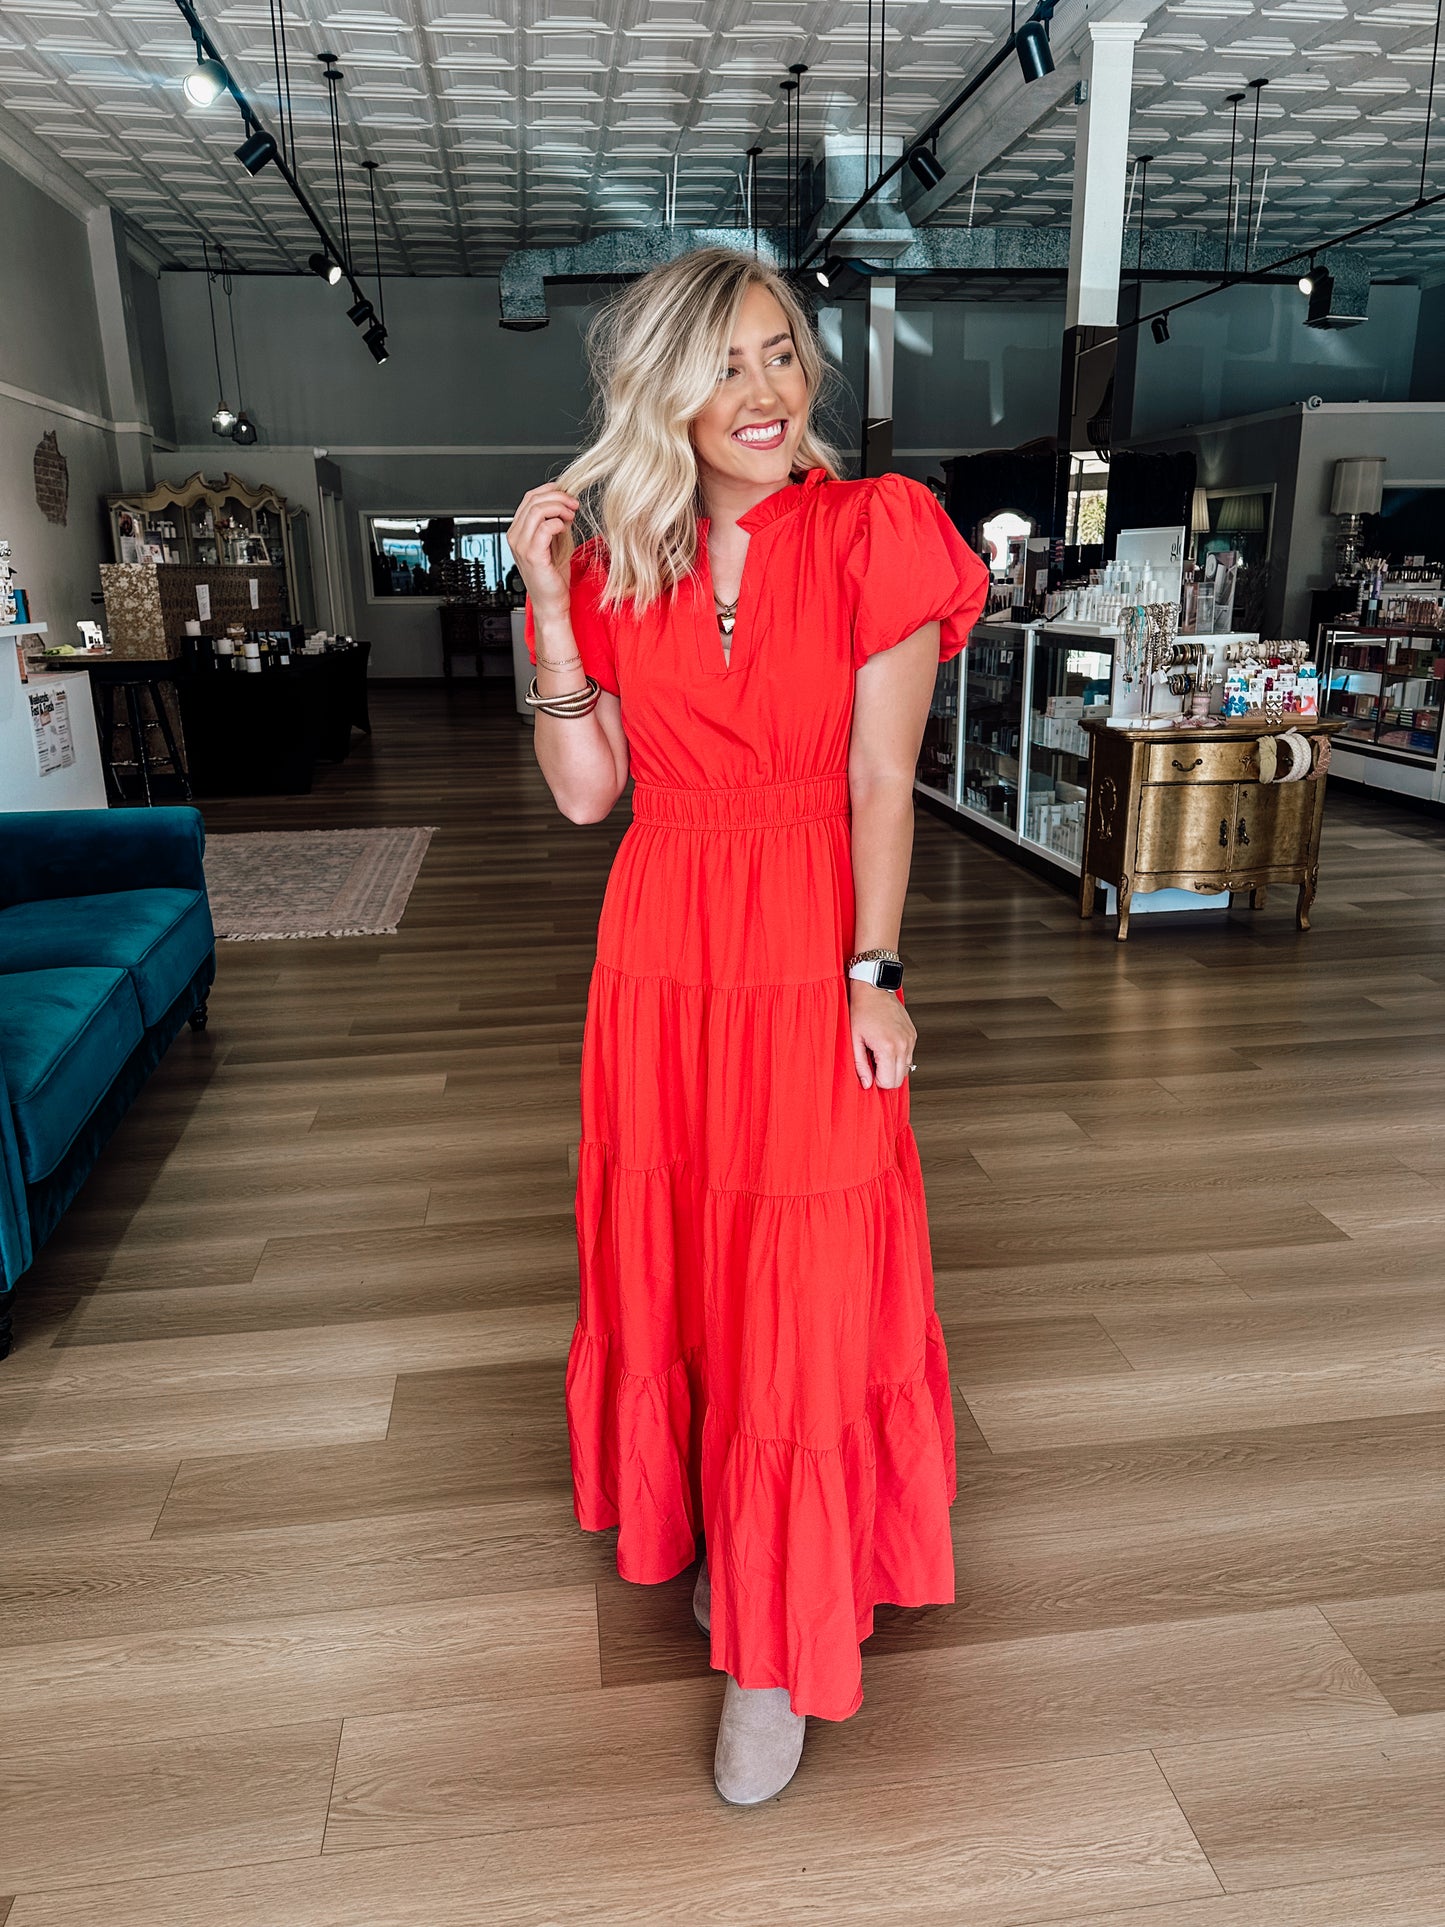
203,827 -> 435,941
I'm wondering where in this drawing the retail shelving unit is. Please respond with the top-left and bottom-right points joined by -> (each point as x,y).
916,620 -> 1112,877
1320,627 -> 1445,802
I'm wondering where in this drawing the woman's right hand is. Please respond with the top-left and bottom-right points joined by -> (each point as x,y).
507,486 -> 580,618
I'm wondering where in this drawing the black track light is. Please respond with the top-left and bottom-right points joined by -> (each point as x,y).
184,56 -> 227,107
1015,5 -> 1056,85
347,297 -> 375,328
309,251 -> 343,286
231,410 -> 258,445
1151,313 -> 1171,344
907,145 -> 947,191
235,129 -> 278,175
363,322 -> 389,364
815,255 -> 845,288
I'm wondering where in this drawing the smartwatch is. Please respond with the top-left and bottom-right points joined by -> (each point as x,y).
847,950 -> 904,990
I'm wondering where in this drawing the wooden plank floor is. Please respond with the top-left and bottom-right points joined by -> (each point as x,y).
2,684 -> 1443,1925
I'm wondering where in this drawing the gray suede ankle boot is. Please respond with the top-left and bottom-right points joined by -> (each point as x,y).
713,1676 -> 806,1805
693,1555 -> 711,1636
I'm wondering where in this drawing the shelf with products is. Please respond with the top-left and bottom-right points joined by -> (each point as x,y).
106,474 -> 308,628
1320,628 -> 1445,769
959,623 -> 1026,830
917,653 -> 962,805
1022,633 -> 1112,867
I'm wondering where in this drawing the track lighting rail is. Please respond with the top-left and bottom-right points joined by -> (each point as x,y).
171,0 -> 386,357
1130,183 -> 1445,340
797,0 -> 1058,278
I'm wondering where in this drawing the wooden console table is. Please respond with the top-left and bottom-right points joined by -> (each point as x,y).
1079,718 -> 1344,940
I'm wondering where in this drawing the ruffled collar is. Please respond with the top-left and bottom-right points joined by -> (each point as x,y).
698,466 -> 831,538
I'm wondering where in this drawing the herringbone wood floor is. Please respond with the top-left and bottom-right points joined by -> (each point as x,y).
0,684 -> 1442,1926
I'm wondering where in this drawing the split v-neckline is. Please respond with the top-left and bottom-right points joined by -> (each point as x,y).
693,467 -> 829,679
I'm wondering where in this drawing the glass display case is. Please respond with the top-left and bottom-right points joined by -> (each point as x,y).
912,621 -> 1118,874
1023,633 -> 1112,867
916,654 -> 962,805
1321,629 -> 1445,765
960,622 -> 1026,829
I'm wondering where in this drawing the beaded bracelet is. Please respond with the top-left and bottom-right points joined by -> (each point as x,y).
526,673 -> 602,717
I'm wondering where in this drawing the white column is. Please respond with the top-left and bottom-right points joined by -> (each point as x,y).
1064,22 -> 1146,331
863,275 -> 896,473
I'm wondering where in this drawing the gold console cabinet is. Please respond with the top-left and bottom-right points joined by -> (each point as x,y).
1079,718 -> 1344,940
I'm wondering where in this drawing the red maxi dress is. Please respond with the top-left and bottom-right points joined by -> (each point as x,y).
525,467 -> 990,1720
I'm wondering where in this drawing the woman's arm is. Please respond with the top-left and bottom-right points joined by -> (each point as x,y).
509,486 -> 629,824
845,620 -> 941,1090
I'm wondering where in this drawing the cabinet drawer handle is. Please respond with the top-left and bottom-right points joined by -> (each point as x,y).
1237,818 -> 1250,846
1172,756 -> 1204,772
1219,818 -> 1229,847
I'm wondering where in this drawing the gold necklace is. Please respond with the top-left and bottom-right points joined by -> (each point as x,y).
714,596 -> 738,636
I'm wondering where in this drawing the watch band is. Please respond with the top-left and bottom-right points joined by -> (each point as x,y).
847,949 -> 904,990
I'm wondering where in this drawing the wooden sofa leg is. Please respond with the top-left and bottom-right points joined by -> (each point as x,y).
187,997 -> 210,1033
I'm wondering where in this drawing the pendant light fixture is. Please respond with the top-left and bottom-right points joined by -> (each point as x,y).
361,157 -> 388,362
203,241 -> 236,435
216,245 -> 260,445
779,76 -> 798,270
320,53 -> 354,286
1242,78 -> 1268,273
1133,152 -> 1153,289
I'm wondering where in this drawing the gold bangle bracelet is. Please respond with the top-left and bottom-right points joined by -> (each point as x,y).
525,674 -> 602,716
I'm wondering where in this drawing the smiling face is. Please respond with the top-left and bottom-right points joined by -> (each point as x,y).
689,280 -> 812,502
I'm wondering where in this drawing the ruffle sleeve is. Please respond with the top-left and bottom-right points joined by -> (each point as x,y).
524,538 -> 620,696
845,473 -> 991,669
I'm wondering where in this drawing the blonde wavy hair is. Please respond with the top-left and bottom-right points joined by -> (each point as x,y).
553,246 -> 842,612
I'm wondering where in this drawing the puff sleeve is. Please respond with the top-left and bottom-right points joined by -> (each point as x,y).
523,538 -> 620,696
844,472 -> 991,670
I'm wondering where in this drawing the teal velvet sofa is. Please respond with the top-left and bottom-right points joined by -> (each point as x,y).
0,808 -> 216,1357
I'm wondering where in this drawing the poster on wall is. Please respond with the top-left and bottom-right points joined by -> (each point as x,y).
30,684 -> 75,776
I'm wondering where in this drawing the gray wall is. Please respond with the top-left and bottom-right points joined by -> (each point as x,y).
1410,282 -> 1445,402
1123,280 -> 1420,442
1127,399 -> 1445,636
0,158 -> 133,645
1288,404 -> 1445,632
158,272 -> 619,675
893,299 -> 1064,454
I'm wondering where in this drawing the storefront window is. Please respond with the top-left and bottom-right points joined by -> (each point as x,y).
367,514 -> 517,598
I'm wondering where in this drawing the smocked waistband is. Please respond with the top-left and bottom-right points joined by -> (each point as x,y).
630,772 -> 851,829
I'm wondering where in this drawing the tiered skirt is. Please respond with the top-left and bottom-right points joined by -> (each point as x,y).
565,771 -> 957,1722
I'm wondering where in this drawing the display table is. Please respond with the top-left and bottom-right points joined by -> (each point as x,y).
102,644 -> 371,798
1079,717 -> 1344,940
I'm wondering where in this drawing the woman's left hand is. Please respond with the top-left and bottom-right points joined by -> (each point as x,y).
849,981 -> 917,1090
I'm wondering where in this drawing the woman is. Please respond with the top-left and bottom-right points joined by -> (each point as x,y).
509,246 -> 989,1805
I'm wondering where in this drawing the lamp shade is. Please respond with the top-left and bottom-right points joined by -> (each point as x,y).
1214,492 -> 1266,534
1190,487 -> 1212,536
1330,457 -> 1384,517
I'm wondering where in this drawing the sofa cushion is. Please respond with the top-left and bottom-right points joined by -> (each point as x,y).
0,968 -> 145,1184
0,890 -> 214,1028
